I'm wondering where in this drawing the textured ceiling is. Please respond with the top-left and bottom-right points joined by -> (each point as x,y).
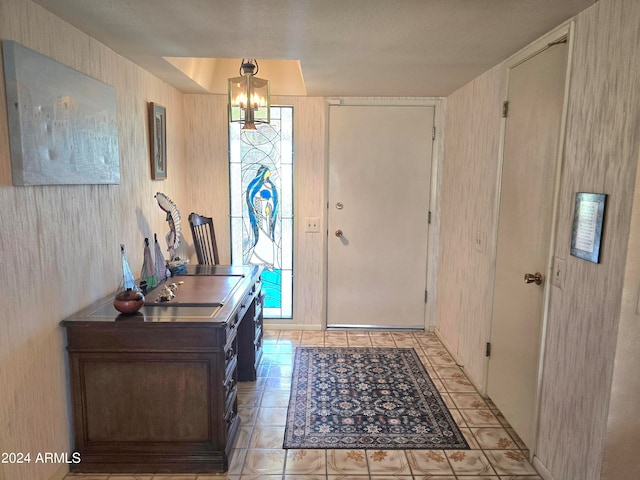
32,0 -> 595,97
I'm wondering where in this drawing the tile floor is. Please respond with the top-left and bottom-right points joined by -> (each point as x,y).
64,329 -> 541,480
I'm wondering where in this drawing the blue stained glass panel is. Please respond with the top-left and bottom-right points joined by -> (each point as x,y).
229,106 -> 293,318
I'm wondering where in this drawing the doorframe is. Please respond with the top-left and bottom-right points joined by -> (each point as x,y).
324,97 -> 444,330
484,21 -> 575,454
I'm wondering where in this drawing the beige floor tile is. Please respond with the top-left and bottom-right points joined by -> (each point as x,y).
109,476 -> 154,480
284,449 -> 327,474
239,476 -> 283,480
283,475 -> 326,480
266,364 -> 293,378
260,390 -> 291,408
369,476 -> 413,480
256,406 -> 289,426
249,426 -> 285,449
409,476 -> 456,480
325,336 -> 349,346
390,332 -> 415,342
370,333 -> 396,347
429,355 -> 458,366
227,448 -> 247,474
327,476 -> 375,480
263,376 -> 292,390
366,450 -> 411,475
405,450 -> 454,475
63,476 -> 110,480
300,332 -> 325,346
238,406 -> 258,426
238,390 -> 263,407
347,335 -> 372,347
237,381 -> 263,393
415,336 -> 444,347
432,365 -> 465,378
498,476 -> 542,480
431,378 -> 446,392
445,450 -> 495,476
273,343 -> 295,354
195,475 -> 240,480
449,392 -> 489,409
150,476 -> 197,480
326,449 -> 369,475
459,427 -> 481,449
325,332 -> 348,341
494,410 -> 512,428
393,339 -> 421,347
440,392 -> 456,409
422,364 -> 439,378
484,450 -> 538,476
441,377 -> 477,392
277,330 -> 302,340
447,477 -> 498,479
448,408 -> 466,427
460,409 -> 502,427
505,427 -> 527,449
234,425 -> 253,449
471,427 -> 517,449
242,449 -> 286,475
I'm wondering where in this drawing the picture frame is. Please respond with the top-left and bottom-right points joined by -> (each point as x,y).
2,40 -> 120,185
570,192 -> 607,263
148,102 -> 167,180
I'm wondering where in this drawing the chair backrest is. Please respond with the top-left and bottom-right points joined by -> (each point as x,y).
188,212 -> 220,265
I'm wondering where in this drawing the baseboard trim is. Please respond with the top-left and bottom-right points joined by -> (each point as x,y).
533,455 -> 555,480
264,321 -> 323,331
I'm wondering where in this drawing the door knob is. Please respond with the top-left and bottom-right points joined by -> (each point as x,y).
524,272 -> 544,285
335,229 -> 343,238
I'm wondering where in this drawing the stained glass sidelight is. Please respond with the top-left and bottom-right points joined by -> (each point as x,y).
229,106 -> 293,318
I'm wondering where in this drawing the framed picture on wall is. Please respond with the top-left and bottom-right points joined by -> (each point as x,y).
2,40 -> 120,185
570,192 -> 607,263
149,102 -> 167,180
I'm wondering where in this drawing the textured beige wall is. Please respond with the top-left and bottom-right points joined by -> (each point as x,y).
437,64 -> 504,388
537,0 -> 640,478
0,1 -> 187,479
438,0 -> 640,478
601,151 -> 640,479
182,94 -> 327,326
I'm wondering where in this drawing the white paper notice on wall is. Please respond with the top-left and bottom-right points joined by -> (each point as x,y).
574,200 -> 599,252
570,192 -> 606,264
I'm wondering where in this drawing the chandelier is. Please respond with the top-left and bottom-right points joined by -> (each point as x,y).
228,59 -> 270,130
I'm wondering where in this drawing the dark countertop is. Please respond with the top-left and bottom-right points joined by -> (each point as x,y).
60,264 -> 261,326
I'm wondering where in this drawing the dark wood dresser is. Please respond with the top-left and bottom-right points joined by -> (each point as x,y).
60,265 -> 263,474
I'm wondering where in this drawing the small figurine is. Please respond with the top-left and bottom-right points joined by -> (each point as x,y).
141,237 -> 158,289
114,244 -> 145,314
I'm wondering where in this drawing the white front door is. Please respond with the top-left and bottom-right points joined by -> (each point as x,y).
487,40 -> 569,448
327,104 -> 434,329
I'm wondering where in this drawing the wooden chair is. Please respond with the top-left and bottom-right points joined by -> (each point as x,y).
188,212 -> 220,265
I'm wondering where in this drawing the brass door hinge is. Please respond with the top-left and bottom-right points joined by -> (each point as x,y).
502,101 -> 509,118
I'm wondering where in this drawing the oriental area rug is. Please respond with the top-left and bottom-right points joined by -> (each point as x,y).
283,347 -> 469,450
